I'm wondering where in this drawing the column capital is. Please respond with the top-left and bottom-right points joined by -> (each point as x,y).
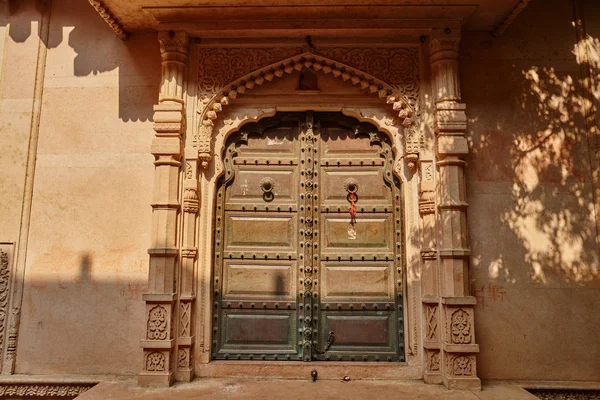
429,29 -> 461,62
158,31 -> 190,59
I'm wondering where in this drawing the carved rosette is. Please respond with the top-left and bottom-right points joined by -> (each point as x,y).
145,351 -> 167,372
446,355 -> 476,377
194,48 -> 421,170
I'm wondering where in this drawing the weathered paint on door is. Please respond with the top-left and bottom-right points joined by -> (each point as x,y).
212,112 -> 405,362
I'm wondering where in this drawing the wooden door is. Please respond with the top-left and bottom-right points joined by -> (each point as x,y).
212,113 -> 405,363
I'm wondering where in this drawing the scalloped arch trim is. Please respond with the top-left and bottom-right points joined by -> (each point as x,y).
196,51 -> 421,169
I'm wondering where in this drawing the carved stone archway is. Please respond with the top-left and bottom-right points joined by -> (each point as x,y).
141,31 -> 481,391
193,51 -> 423,171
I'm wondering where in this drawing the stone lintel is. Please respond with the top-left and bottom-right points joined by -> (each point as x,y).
142,293 -> 177,302
179,294 -> 196,301
442,343 -> 480,353
422,295 -> 440,305
178,336 -> 195,346
147,248 -> 179,257
140,339 -> 175,349
441,296 -> 477,305
438,248 -> 471,257
423,342 -> 441,350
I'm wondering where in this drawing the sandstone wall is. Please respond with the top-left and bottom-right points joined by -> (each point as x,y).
7,0 -> 159,375
1,0 -> 598,381
462,0 -> 600,381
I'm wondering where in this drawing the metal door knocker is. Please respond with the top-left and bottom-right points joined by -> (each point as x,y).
260,177 -> 275,202
344,179 -> 359,224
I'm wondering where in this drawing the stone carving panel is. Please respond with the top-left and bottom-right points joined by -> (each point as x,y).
316,47 -> 420,108
0,384 -> 94,397
426,349 -> 440,372
147,305 -> 168,340
194,47 -> 422,169
145,351 -> 167,372
450,308 -> 472,344
180,302 -> 191,337
425,305 -> 438,341
0,244 -> 12,372
447,355 -> 476,377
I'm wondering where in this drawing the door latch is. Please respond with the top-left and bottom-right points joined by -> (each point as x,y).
324,331 -> 335,352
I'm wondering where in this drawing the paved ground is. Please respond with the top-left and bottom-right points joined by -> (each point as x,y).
77,379 -> 540,400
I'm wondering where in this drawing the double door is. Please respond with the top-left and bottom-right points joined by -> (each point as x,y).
212,112 -> 405,362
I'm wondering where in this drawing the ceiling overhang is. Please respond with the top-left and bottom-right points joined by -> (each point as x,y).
88,0 -> 531,41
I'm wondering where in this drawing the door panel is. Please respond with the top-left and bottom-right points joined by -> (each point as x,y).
213,112 -> 404,363
224,214 -> 297,251
222,260 -> 296,300
226,167 -> 298,205
320,262 -> 395,301
321,215 -> 393,252
320,312 -> 397,355
320,168 -> 392,205
220,311 -> 298,354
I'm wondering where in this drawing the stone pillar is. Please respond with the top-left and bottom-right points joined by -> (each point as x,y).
419,158 -> 442,384
176,154 -> 199,382
430,29 -> 481,390
139,31 -> 189,388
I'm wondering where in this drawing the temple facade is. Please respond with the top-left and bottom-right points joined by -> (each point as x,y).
0,0 -> 598,395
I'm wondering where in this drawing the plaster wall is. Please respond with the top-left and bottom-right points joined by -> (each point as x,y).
12,0 -> 160,375
462,0 -> 600,381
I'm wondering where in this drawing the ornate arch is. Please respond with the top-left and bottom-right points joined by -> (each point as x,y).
193,51 -> 423,170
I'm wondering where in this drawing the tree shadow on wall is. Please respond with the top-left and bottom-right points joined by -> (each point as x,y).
4,0 -> 159,122
467,31 -> 600,288
462,0 -> 600,380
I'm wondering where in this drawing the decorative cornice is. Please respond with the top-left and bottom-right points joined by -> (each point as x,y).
492,0 -> 532,37
88,0 -> 130,41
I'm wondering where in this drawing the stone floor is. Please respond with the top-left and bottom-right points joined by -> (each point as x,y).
77,379 -> 540,400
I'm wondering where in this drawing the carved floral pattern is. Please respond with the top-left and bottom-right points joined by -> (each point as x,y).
317,47 -> 420,108
0,384 -> 94,397
194,47 -> 422,169
178,348 -> 189,369
450,309 -> 471,344
197,48 -> 303,101
529,390 -> 600,400
447,355 -> 475,376
146,352 -> 166,372
427,350 -> 440,372
147,305 -> 168,340
0,248 -> 10,372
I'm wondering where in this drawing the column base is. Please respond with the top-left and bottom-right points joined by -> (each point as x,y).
443,376 -> 481,391
175,369 -> 195,383
138,372 -> 174,388
424,371 -> 443,385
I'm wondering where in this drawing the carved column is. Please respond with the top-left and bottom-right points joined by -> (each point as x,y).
139,31 -> 189,388
176,155 -> 198,382
430,29 -> 481,390
419,158 -> 442,384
